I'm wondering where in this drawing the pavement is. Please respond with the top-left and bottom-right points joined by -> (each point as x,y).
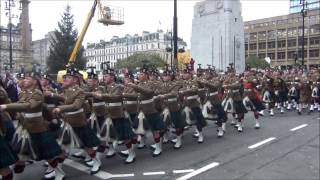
14,109 -> 320,180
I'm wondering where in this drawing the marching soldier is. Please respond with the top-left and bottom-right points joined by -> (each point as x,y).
94,66 -> 137,164
299,76 -> 312,114
274,71 -> 288,114
243,71 -> 265,129
261,73 -> 276,116
198,67 -> 227,137
179,64 -> 207,143
159,66 -> 186,148
127,65 -> 166,156
52,66 -> 101,174
0,70 -> 65,180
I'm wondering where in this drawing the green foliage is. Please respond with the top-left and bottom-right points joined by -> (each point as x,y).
245,56 -> 270,69
46,5 -> 86,73
115,52 -> 166,70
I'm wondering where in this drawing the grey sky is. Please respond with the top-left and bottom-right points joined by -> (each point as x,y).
1,0 -> 289,47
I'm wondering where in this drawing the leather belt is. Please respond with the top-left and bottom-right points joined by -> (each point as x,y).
209,92 -> 218,96
232,90 -> 240,93
140,99 -> 154,104
244,89 -> 252,92
24,112 -> 43,118
124,101 -> 137,105
65,108 -> 84,115
167,98 -> 177,102
46,104 -> 55,108
93,102 -> 106,107
107,102 -> 122,107
186,95 -> 198,100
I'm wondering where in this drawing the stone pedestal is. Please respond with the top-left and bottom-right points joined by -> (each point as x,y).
191,0 -> 245,73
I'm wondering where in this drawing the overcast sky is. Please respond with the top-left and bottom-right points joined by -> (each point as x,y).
1,0 -> 290,47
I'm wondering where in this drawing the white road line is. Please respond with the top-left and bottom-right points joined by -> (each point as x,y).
248,137 -> 276,149
143,171 -> 166,176
290,124 -> 308,131
64,159 -> 113,179
111,173 -> 135,178
173,169 -> 195,174
176,162 -> 219,180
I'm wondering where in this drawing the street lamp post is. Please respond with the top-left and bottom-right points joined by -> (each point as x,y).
173,0 -> 178,70
4,0 -> 21,72
300,0 -> 308,69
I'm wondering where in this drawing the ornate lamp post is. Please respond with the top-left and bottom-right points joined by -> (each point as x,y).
4,0 -> 22,71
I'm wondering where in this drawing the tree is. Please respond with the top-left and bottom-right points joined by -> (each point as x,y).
46,5 -> 86,73
245,56 -> 270,69
115,53 -> 166,70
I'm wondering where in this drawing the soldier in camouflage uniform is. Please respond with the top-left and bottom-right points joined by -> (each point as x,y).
94,67 -> 137,164
52,66 -> 101,175
179,64 -> 207,143
0,70 -> 64,180
127,65 -> 166,157
159,65 -> 186,148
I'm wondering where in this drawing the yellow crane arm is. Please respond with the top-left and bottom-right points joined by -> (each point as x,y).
68,0 -> 98,64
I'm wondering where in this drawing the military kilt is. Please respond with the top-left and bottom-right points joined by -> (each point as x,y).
112,118 -> 135,141
0,135 -> 17,169
171,111 -> 187,129
276,91 -> 288,103
145,113 -> 166,131
233,100 -> 248,114
251,99 -> 266,111
73,125 -> 101,148
4,120 -> 15,142
29,131 -> 62,161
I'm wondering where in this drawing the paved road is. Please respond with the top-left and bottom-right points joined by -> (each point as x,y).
15,110 -> 320,180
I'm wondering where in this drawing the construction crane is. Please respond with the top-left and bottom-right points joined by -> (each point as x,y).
57,0 -> 124,83
68,0 -> 124,64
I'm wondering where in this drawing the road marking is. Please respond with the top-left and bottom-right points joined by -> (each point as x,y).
290,124 -> 308,131
64,159 -> 113,179
248,137 -> 276,149
176,162 -> 219,180
111,173 -> 135,178
143,171 -> 166,176
173,169 -> 195,174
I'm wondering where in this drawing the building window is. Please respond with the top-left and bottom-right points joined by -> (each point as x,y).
258,42 -> 266,49
310,49 -> 319,58
277,52 -> 286,59
287,51 -> 296,59
245,43 -> 248,51
249,43 -> 257,50
277,29 -> 286,38
298,38 -> 308,46
267,52 -> 275,60
298,50 -> 307,58
267,30 -> 276,39
258,53 -> 265,59
258,31 -> 266,39
277,40 -> 286,48
249,33 -> 257,40
268,41 -> 275,49
288,39 -> 297,47
310,37 -> 320,45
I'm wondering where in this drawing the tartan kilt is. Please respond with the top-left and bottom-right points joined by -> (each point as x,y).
145,113 -> 166,131
73,126 -> 101,148
29,132 -> 62,161
0,135 -> 18,169
112,118 -> 135,141
132,114 -> 150,131
171,111 -> 187,129
4,120 -> 15,142
251,99 -> 266,111
233,100 -> 248,114
191,107 -> 207,128
276,91 -> 288,102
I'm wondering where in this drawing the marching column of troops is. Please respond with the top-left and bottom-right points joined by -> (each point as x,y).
0,63 -> 319,180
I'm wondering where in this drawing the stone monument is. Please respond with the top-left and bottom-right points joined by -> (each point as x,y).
191,0 -> 245,72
